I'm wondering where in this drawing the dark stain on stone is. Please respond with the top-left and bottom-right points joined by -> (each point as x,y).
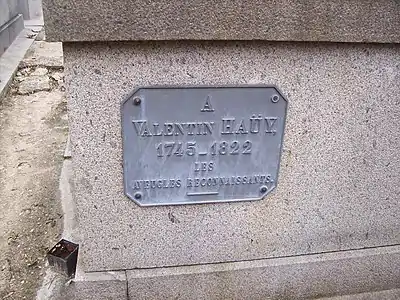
168,212 -> 180,224
94,69 -> 101,75
80,177 -> 93,192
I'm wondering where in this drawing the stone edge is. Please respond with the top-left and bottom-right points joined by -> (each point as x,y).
126,245 -> 400,299
59,253 -> 128,300
50,244 -> 400,299
320,288 -> 400,300
58,274 -> 128,300
42,1 -> 400,43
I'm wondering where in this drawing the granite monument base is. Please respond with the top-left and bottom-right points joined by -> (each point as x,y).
61,40 -> 400,298
61,245 -> 400,299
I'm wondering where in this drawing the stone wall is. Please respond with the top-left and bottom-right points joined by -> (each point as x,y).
0,0 -> 24,55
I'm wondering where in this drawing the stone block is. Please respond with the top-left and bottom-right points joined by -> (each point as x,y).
0,14 -> 24,56
6,14 -> 24,44
64,41 -> 400,272
127,245 -> 400,299
322,288 -> 400,300
42,0 -> 400,43
0,28 -> 36,100
17,0 -> 30,20
28,0 -> 43,19
19,41 -> 63,68
18,74 -> 50,94
58,264 -> 128,300
59,279 -> 127,300
7,0 -> 20,20
0,0 -> 10,27
0,21 -> 10,54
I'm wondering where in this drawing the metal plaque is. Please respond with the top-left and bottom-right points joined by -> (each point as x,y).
121,86 -> 288,206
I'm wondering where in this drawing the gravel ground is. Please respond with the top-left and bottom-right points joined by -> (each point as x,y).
0,38 -> 67,299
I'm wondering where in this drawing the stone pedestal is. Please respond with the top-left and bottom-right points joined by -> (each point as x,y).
43,1 -> 400,299
0,0 -> 25,56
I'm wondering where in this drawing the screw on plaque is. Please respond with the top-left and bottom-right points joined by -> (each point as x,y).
133,97 -> 141,106
134,192 -> 142,200
260,186 -> 268,194
271,94 -> 279,103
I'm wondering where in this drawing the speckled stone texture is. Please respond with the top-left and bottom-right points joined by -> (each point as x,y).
59,280 -> 127,300
126,245 -> 400,299
64,41 -> 400,272
43,0 -> 400,43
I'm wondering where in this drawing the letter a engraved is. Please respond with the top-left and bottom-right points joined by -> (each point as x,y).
201,96 -> 214,112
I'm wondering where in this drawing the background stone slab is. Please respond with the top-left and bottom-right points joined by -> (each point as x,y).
64,41 -> 400,272
43,0 -> 400,43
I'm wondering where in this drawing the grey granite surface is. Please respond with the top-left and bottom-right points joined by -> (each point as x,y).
322,289 -> 400,300
64,41 -> 400,272
126,245 -> 400,299
58,261 -> 127,300
59,280 -> 127,300
43,0 -> 400,43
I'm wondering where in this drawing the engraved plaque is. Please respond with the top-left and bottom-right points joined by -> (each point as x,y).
122,86 -> 288,206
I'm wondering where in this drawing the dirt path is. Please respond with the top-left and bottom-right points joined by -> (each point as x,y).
0,41 -> 67,299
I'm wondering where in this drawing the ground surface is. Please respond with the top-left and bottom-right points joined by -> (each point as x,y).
0,37 -> 67,299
